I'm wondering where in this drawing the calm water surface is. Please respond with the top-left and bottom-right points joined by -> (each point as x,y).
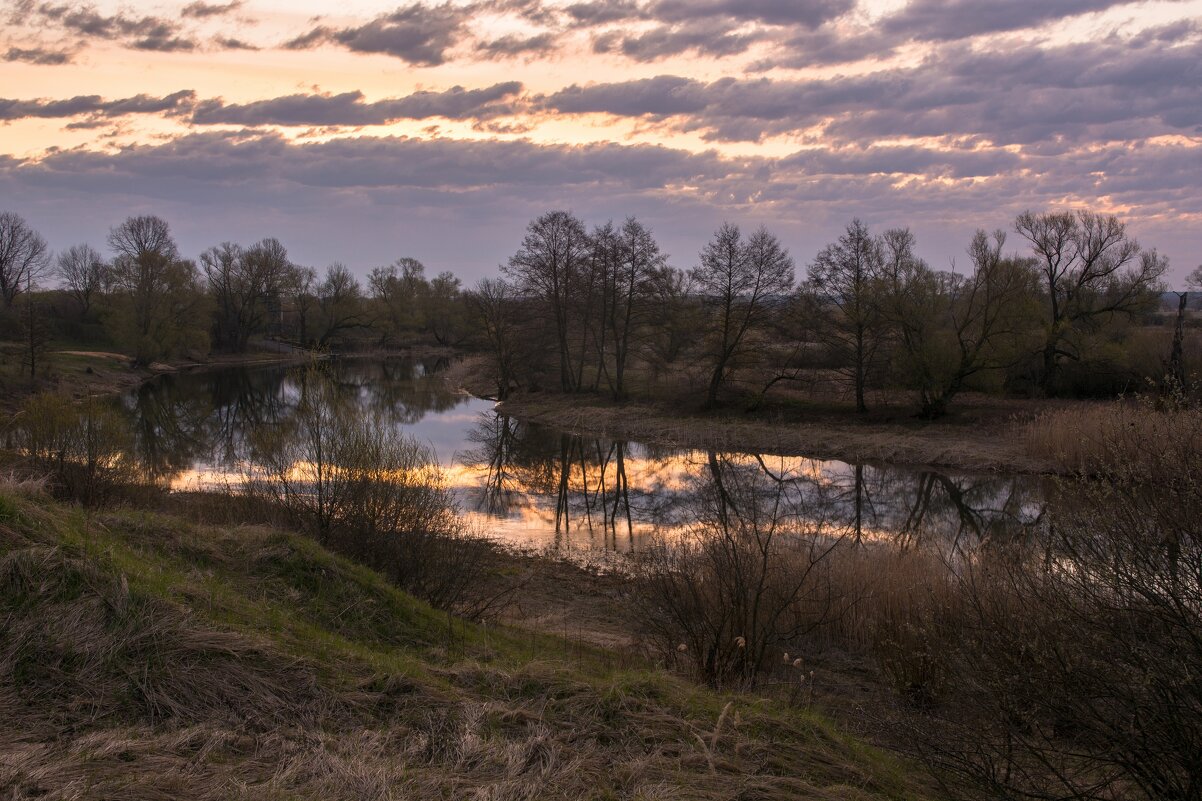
116,357 -> 1051,552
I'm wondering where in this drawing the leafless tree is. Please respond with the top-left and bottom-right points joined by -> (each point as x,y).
880,229 -> 1040,417
55,243 -> 107,316
467,277 -> 522,399
1015,210 -> 1166,393
806,219 -> 885,413
424,270 -> 466,346
0,211 -> 50,307
369,257 -> 427,345
282,264 -> 317,346
692,223 -> 795,407
503,210 -> 590,392
106,215 -> 209,365
601,217 -> 667,400
201,237 -> 291,352
316,263 -> 366,346
1167,265 -> 1202,393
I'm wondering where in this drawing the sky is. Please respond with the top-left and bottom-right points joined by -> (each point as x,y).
1,0 -> 1200,284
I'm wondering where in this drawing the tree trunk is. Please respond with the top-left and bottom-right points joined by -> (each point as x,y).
1166,291 -> 1187,392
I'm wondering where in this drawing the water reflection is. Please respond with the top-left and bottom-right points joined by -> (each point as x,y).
457,412 -> 1048,553
116,358 -> 1050,551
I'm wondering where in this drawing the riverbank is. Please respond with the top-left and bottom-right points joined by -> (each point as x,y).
0,482 -> 930,800
0,345 -> 313,414
445,356 -> 1086,475
1,343 -> 459,415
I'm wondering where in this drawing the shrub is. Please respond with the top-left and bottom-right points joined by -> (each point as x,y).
630,454 -> 844,688
248,370 -> 510,617
6,392 -> 140,506
891,395 -> 1202,800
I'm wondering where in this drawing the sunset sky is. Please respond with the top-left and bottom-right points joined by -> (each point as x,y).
2,0 -> 1200,283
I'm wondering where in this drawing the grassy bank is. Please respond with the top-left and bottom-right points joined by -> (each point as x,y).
447,356 -> 1093,474
0,344 -> 316,415
0,483 -> 928,800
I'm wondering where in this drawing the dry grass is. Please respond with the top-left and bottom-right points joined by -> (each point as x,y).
0,490 -> 929,801
1023,395 -> 1202,476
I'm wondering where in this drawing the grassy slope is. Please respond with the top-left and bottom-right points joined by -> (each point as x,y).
0,486 -> 929,801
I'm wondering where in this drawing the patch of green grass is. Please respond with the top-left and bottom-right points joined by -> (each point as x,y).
0,487 -> 933,801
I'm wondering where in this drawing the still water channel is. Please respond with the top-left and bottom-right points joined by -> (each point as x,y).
114,357 -> 1051,552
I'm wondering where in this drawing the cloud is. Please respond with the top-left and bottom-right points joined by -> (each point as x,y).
650,0 -> 852,28
564,0 -> 645,26
0,90 -> 196,121
474,32 -> 557,57
188,82 -> 525,126
759,0 -> 1171,69
879,0 -> 1137,42
285,2 -> 470,66
545,33 -> 1202,144
3,45 -> 73,64
180,0 -> 242,18
32,2 -> 197,51
592,19 -> 765,60
213,35 -> 258,50
4,130 -> 1198,282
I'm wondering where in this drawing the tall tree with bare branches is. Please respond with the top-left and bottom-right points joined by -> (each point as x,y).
692,223 -> 795,408
0,211 -> 50,307
56,244 -> 107,317
1015,210 -> 1166,392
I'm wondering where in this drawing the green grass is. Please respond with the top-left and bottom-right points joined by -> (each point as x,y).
0,485 -> 931,800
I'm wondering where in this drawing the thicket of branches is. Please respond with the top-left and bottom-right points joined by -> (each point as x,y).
1,206 -> 1187,413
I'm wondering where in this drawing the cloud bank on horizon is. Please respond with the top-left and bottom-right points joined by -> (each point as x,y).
0,0 -> 1199,282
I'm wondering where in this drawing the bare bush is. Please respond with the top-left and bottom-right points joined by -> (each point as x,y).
878,398 -> 1202,800
248,370 -> 511,616
7,392 -> 140,506
631,453 -> 843,688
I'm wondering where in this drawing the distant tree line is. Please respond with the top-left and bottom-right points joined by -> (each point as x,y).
472,209 -> 1189,416
0,211 -> 471,372
2,206 -> 1197,414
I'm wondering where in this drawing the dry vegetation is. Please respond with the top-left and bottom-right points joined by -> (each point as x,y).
1024,389 -> 1202,476
0,483 -> 929,801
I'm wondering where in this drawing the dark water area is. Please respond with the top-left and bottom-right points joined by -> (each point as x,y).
116,357 -> 1052,552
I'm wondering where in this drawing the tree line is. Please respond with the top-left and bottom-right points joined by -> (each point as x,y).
2,207 -> 1195,415
0,212 -> 470,372
474,209 -> 1191,416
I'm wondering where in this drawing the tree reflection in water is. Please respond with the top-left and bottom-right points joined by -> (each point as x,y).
111,358 -> 1051,552
460,410 -> 1049,553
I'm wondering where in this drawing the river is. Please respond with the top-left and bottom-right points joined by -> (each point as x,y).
115,356 -> 1051,552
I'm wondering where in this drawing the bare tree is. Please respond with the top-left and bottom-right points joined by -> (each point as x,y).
368,257 -> 427,346
806,219 -> 884,413
503,210 -> 590,392
424,270 -> 466,346
1166,265 -> 1202,393
0,211 -> 50,307
316,263 -> 366,346
880,229 -> 1040,417
106,215 -> 209,365
604,217 -> 666,400
1015,210 -> 1166,393
201,237 -> 291,352
692,223 -> 795,407
468,277 -> 522,399
282,264 -> 317,346
56,244 -> 107,317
